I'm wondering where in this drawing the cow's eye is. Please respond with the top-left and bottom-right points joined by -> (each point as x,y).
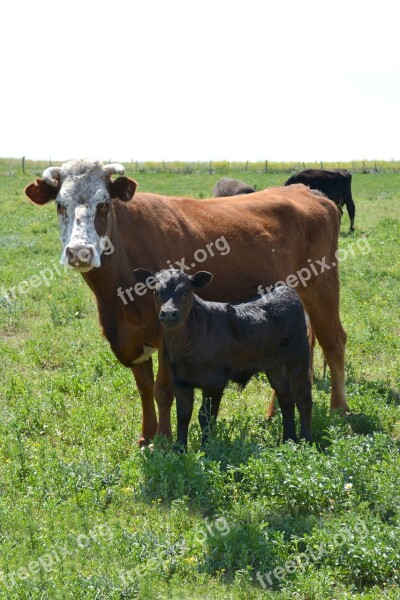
56,202 -> 66,216
97,201 -> 111,212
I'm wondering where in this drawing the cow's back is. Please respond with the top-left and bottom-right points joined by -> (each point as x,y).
118,184 -> 340,305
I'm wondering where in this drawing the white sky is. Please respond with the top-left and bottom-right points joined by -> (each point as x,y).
2,0 -> 399,162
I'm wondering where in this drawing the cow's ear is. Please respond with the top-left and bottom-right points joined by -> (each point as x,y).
25,179 -> 57,205
111,176 -> 137,201
191,271 -> 213,289
134,268 -> 155,285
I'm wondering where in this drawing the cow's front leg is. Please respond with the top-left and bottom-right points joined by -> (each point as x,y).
131,359 -> 157,447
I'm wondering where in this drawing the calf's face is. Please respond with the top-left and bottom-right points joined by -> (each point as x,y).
134,269 -> 213,330
25,160 -> 137,272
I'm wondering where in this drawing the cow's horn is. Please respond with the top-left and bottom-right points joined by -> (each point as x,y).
43,166 -> 62,187
102,163 -> 125,176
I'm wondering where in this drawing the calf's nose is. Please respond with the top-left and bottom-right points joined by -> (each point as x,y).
160,307 -> 178,321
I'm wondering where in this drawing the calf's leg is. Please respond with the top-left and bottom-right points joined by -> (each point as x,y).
198,388 -> 224,448
154,350 -> 174,439
266,369 -> 297,442
174,385 -> 195,451
289,365 -> 313,442
266,320 -> 315,420
131,359 -> 158,447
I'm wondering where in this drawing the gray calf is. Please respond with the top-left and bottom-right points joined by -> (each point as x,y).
213,177 -> 255,197
134,268 -> 312,451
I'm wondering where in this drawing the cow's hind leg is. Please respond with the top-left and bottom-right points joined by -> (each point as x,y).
198,388 -> 224,448
312,319 -> 348,412
302,287 -> 349,413
266,369 -> 297,442
319,325 -> 348,413
131,359 -> 158,447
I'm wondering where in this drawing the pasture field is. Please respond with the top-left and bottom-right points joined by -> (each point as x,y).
0,162 -> 399,599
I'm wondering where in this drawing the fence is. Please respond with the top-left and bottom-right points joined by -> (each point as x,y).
127,159 -> 400,175
2,157 -> 400,176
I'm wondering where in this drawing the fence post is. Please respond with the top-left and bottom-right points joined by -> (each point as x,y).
320,161 -> 324,169
209,160 -> 212,174
245,160 -> 248,172
264,160 -> 268,173
22,156 -> 26,175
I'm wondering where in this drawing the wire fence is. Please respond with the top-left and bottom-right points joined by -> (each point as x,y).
2,157 -> 400,176
127,159 -> 400,175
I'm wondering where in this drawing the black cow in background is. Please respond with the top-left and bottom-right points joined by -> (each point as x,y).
284,169 -> 356,231
213,177 -> 256,197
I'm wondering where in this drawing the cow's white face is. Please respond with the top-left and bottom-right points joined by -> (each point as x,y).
25,160 -> 137,272
56,162 -> 115,271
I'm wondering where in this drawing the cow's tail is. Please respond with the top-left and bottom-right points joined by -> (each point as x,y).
304,309 -> 315,385
304,309 -> 329,383
304,308 -> 328,381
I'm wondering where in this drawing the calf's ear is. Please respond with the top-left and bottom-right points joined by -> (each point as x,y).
134,268 -> 156,285
191,271 -> 213,289
111,176 -> 137,201
25,179 -> 57,205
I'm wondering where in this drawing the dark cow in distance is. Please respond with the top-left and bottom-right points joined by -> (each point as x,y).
213,177 -> 255,197
25,160 -> 349,447
285,169 -> 356,231
134,268 -> 312,451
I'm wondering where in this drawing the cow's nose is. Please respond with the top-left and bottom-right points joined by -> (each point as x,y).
66,245 -> 93,265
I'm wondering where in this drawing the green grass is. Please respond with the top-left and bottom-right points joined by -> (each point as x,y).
0,162 -> 399,599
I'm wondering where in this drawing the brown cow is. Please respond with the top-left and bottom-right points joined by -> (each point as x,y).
25,160 -> 349,446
